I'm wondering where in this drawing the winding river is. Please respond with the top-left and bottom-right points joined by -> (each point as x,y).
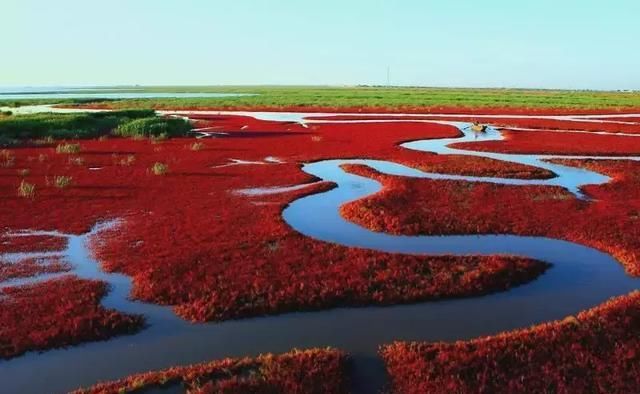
2,110 -> 640,393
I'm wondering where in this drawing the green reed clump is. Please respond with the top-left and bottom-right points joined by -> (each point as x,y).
150,162 -> 169,175
56,143 -> 81,154
115,117 -> 191,138
18,180 -> 35,198
53,175 -> 73,188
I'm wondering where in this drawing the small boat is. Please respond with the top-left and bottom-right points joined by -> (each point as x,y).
471,123 -> 487,133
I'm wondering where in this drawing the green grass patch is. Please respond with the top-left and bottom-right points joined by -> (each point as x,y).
0,110 -> 194,145
5,86 -> 640,111
18,180 -> 35,198
115,117 -> 191,138
0,110 -> 154,143
46,86 -> 640,111
55,143 -> 81,154
150,162 -> 169,175
52,175 -> 73,189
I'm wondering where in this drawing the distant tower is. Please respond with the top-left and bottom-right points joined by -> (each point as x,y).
387,66 -> 391,86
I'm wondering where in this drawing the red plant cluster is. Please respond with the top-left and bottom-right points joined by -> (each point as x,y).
306,114 -> 640,139
186,113 -> 556,180
0,234 -> 67,254
3,109 -> 630,390
0,257 -> 70,282
0,116 -> 551,323
304,115 -> 453,121
172,251 -> 546,321
341,159 -> 640,276
0,277 -> 143,359
74,348 -> 348,394
0,112 -> 635,355
92,193 -> 546,322
380,291 -> 640,394
462,117 -> 640,134
308,115 -> 640,134
453,129 -> 640,155
392,154 -> 554,179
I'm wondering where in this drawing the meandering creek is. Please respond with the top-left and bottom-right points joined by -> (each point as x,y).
2,110 -> 640,393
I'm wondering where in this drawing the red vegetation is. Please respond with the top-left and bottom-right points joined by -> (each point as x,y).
74,348 -> 348,394
390,155 -> 554,179
0,234 -> 67,254
172,252 -> 546,321
0,116 -> 553,328
306,114 -> 640,133
96,203 -> 546,322
0,277 -> 143,359
453,129 -> 640,155
304,115 -> 457,121
0,257 -> 70,282
2,110 -> 634,390
470,117 -> 640,134
380,291 -> 640,394
184,113 -> 555,179
1,112 -> 637,359
340,160 -> 640,276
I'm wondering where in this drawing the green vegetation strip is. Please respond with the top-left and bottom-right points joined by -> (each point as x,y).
11,86 -> 638,111
115,117 -> 192,138
0,110 -> 191,145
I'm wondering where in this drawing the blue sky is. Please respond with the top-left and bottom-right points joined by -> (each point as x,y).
3,0 -> 639,89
